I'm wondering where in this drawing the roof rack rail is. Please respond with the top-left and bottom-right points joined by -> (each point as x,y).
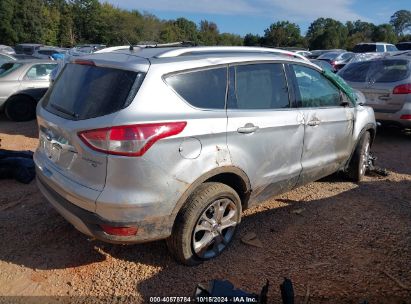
156,46 -> 309,61
138,41 -> 197,48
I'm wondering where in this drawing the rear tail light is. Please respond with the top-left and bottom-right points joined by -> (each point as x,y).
330,61 -> 336,66
100,225 -> 138,236
400,114 -> 411,120
78,122 -> 186,156
393,84 -> 411,94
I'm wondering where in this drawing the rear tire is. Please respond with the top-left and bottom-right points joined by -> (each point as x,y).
166,182 -> 242,266
5,95 -> 37,122
347,131 -> 371,182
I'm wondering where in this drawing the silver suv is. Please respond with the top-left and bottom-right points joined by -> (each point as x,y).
34,46 -> 376,265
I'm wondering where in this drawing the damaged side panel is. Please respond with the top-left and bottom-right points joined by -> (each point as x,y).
226,110 -> 305,207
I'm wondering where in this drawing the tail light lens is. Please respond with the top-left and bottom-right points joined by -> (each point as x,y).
100,225 -> 138,236
400,114 -> 411,120
78,122 -> 186,156
393,84 -> 411,94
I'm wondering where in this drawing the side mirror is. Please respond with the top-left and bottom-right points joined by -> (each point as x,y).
354,89 -> 366,106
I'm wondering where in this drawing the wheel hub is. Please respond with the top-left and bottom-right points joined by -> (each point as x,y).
192,198 -> 238,259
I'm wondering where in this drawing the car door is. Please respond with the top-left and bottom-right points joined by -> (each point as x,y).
20,63 -> 57,90
226,62 -> 305,205
288,64 -> 355,186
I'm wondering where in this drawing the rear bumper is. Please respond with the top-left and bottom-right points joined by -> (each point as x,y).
374,102 -> 411,128
36,169 -> 174,244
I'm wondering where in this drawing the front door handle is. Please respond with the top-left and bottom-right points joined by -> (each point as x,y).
237,123 -> 259,134
307,119 -> 321,126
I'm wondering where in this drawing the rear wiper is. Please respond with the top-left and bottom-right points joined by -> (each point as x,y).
50,103 -> 78,118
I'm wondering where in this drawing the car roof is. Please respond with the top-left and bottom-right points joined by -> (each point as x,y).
98,46 -> 310,61
80,48 -> 318,74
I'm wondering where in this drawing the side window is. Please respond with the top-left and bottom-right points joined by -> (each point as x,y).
232,63 -> 289,109
25,64 -> 57,80
166,67 -> 227,109
376,45 -> 385,52
386,45 -> 397,52
291,65 -> 341,108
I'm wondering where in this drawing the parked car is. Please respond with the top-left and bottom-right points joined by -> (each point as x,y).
317,51 -> 355,71
69,44 -> 106,56
0,53 -> 16,66
295,50 -> 312,58
34,46 -> 376,265
353,42 -> 398,53
14,43 -> 43,55
32,47 -> 67,59
310,59 -> 336,72
339,54 -> 411,128
0,60 -> 57,121
307,49 -> 346,59
396,42 -> 411,51
0,45 -> 15,55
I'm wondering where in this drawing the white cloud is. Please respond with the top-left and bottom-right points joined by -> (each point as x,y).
103,0 -> 367,22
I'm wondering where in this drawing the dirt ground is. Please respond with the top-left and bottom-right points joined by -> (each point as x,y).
0,114 -> 410,303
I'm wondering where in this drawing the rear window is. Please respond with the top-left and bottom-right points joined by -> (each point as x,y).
353,44 -> 376,53
165,67 -> 227,109
339,60 -> 410,83
43,63 -> 144,120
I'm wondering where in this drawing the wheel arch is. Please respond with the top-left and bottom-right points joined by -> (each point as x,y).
170,166 -> 252,223
344,123 -> 376,170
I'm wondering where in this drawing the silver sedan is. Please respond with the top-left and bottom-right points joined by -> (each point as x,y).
0,60 -> 57,121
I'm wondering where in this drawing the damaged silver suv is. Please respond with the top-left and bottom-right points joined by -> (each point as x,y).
34,46 -> 376,265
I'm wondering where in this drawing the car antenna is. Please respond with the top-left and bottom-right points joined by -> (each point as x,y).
124,38 -> 134,51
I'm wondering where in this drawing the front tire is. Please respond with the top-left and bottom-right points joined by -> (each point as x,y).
347,131 -> 371,182
166,182 -> 242,266
5,95 -> 37,122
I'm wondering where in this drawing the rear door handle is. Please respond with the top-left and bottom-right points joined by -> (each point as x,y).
237,123 -> 259,134
307,119 -> 321,126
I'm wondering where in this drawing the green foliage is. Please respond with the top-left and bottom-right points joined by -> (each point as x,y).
0,0 -> 17,45
263,21 -> 304,47
0,1 -> 408,50
390,10 -> 411,36
372,24 -> 397,44
307,18 -> 348,49
244,33 -> 262,46
199,20 -> 219,45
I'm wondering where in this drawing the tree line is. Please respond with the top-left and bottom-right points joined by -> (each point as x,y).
0,0 -> 410,50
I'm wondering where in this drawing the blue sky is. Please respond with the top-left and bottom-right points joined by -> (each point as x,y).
102,0 -> 411,35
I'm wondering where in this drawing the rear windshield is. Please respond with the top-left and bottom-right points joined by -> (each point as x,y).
43,63 -> 144,120
0,62 -> 22,77
339,59 -> 410,83
353,44 -> 377,53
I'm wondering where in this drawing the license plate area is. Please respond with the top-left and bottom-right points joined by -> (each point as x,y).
41,137 -> 62,163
